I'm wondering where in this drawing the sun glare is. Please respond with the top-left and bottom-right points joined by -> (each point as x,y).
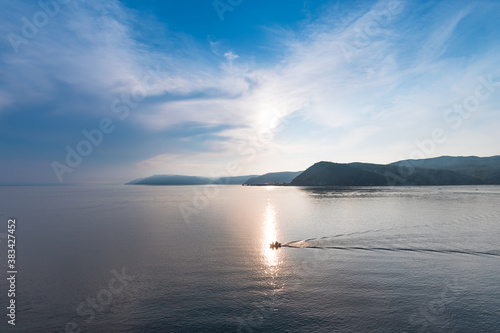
263,201 -> 279,268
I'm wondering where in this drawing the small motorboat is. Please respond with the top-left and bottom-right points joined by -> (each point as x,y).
270,241 -> 281,249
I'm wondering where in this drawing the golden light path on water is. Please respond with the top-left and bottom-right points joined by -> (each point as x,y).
262,192 -> 280,271
261,187 -> 284,303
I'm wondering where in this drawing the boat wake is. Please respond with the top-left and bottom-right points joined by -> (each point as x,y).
282,244 -> 500,257
282,226 -> 500,257
285,225 -> 430,244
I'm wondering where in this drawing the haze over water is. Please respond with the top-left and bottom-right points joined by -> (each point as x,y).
1,185 -> 499,332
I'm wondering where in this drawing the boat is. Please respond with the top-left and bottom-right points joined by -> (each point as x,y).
270,241 -> 281,249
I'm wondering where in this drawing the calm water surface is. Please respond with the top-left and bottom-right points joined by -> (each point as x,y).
0,185 -> 499,332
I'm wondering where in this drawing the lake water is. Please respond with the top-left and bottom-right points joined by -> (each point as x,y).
1,185 -> 499,332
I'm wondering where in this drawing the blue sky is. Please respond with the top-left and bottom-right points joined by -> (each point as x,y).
1,0 -> 499,184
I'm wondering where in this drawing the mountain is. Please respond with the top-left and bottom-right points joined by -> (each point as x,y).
290,161 -> 485,186
290,162 -> 387,186
127,156 -> 500,186
349,162 -> 484,186
390,155 -> 500,184
126,174 -> 258,185
219,175 -> 260,184
126,175 -> 213,185
244,171 -> 303,185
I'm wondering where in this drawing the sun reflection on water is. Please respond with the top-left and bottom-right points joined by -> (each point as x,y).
260,200 -> 283,313
263,201 -> 279,270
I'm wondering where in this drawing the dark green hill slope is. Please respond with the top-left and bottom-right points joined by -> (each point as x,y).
290,162 -> 387,186
391,156 -> 500,184
290,161 -> 483,186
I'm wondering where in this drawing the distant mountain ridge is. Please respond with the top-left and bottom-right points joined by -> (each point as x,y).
126,155 -> 500,186
126,174 -> 258,185
291,155 -> 500,186
390,155 -> 500,184
290,161 -> 483,186
244,171 -> 303,185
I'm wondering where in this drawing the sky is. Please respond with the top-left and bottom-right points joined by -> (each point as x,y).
0,0 -> 499,184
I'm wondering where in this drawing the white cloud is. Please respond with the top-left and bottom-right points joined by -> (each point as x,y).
2,0 -> 499,179
129,0 -> 500,174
